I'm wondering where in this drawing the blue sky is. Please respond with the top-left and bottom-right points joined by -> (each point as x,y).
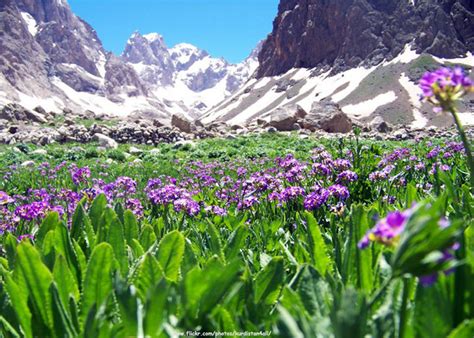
68,0 -> 279,63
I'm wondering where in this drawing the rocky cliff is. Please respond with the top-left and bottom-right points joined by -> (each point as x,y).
257,0 -> 473,78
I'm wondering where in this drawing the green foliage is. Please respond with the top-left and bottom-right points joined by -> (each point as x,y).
0,134 -> 472,337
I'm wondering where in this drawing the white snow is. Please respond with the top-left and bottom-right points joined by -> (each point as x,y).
433,52 -> 474,67
17,91 -> 64,113
20,12 -> 38,37
51,77 -> 159,117
143,33 -> 163,43
342,91 -> 398,118
399,73 -> 428,128
229,88 -> 283,125
202,65 -> 379,123
96,52 -> 107,79
386,44 -> 419,65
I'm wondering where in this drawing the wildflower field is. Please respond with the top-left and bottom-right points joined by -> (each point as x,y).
0,131 -> 473,338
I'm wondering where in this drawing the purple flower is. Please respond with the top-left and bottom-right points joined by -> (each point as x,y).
419,67 -> 473,111
280,186 -> 305,202
70,166 -> 91,186
358,209 -> 413,249
204,205 -> 227,216
125,198 -> 144,218
336,170 -> 358,183
327,184 -> 350,200
304,189 -> 330,210
173,198 -> 200,216
0,191 -> 14,205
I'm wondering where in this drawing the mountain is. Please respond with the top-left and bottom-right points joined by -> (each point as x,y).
0,0 -> 258,122
0,0 -> 171,119
122,32 -> 259,117
203,0 -> 474,128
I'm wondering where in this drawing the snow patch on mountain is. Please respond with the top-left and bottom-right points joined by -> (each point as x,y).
122,32 -> 259,115
20,12 -> 38,36
342,91 -> 398,118
398,73 -> 428,128
202,46 -> 474,126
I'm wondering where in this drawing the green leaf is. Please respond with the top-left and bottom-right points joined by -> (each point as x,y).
0,315 -> 21,338
139,225 -> 157,251
224,225 -> 248,261
15,242 -> 54,332
81,243 -> 115,321
332,288 -> 367,338
50,283 -> 78,337
448,320 -> 474,338
53,254 -> 80,306
293,265 -> 332,317
276,306 -> 305,338
413,276 -> 453,338
123,209 -> 139,245
106,208 -> 128,276
199,259 -> 242,317
254,256 -> 285,305
114,277 -> 142,338
89,194 -> 107,232
156,231 -> 185,282
207,222 -> 224,260
305,212 -> 332,276
70,199 -> 87,241
5,275 -> 32,338
143,279 -> 168,336
133,253 -> 163,299
54,223 -> 81,289
35,212 -> 61,249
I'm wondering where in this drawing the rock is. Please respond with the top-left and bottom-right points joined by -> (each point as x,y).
21,160 -> 35,167
173,140 -> 196,149
230,124 -> 244,131
171,113 -> 193,133
93,133 -> 118,149
266,127 -> 278,133
266,104 -> 307,131
64,118 -> 75,126
303,102 -> 352,133
370,116 -> 392,133
149,149 -> 160,156
129,146 -> 143,155
393,129 -> 409,140
31,149 -> 48,155
0,104 -> 35,122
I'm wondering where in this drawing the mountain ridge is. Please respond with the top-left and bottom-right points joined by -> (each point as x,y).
0,0 -> 258,122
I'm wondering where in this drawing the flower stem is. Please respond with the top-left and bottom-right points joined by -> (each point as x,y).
449,107 -> 474,194
398,278 -> 411,338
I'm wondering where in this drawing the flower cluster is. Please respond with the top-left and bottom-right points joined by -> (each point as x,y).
420,66 -> 473,112
358,209 -> 413,249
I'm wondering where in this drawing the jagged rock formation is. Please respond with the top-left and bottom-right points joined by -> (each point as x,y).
122,32 -> 260,116
257,0 -> 474,78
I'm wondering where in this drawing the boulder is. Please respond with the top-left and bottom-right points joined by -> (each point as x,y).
370,116 -> 392,133
171,113 -> 193,133
93,133 -> 118,149
266,104 -> 307,131
302,102 -> 352,133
